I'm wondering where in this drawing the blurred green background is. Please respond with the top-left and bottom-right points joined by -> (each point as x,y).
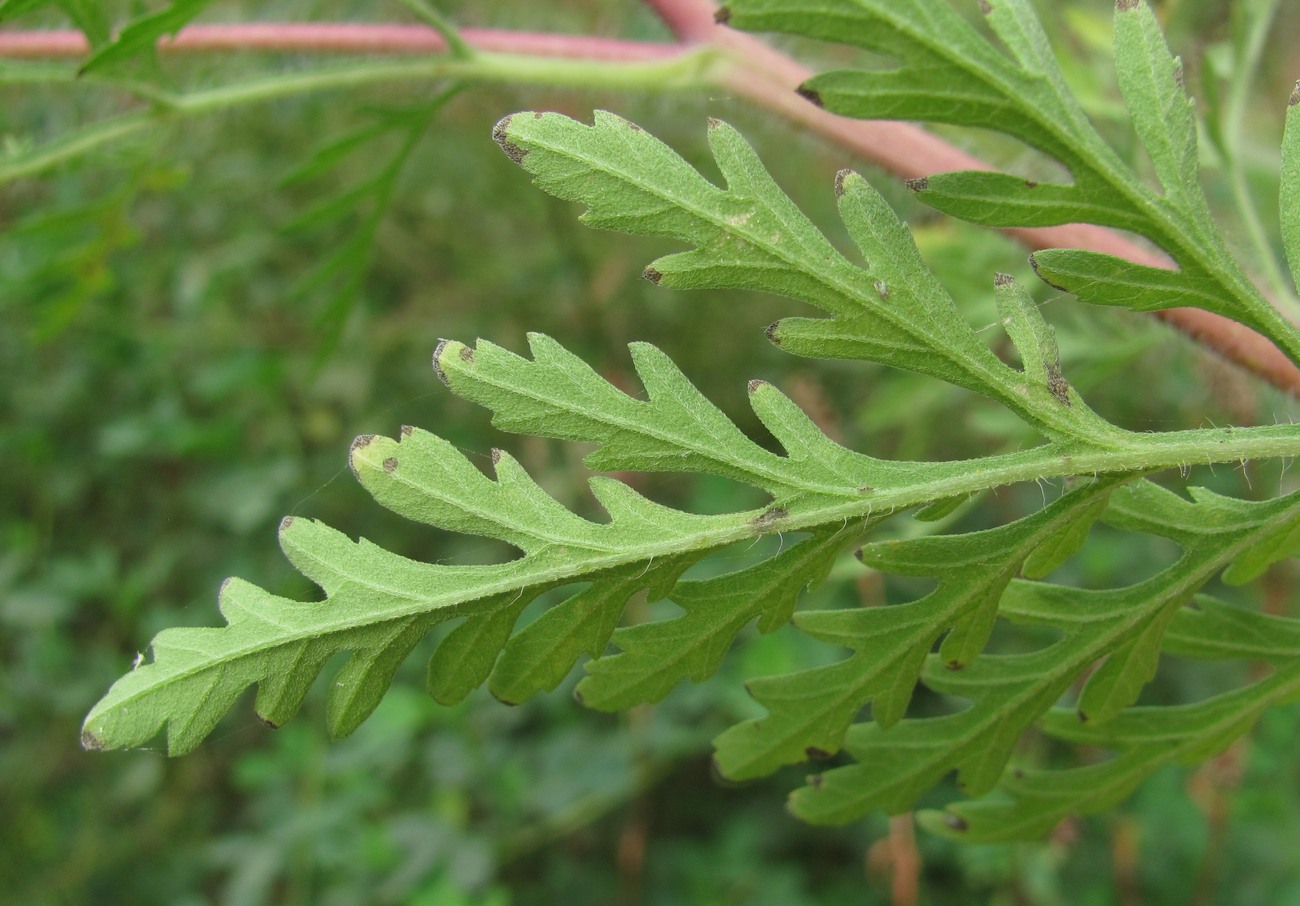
3,1 -> 1299,903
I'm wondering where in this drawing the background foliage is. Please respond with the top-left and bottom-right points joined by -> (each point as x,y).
3,0 -> 1300,903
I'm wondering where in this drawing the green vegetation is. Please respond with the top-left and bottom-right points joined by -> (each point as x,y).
5,0 -> 1300,902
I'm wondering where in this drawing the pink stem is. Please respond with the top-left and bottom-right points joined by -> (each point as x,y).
0,24 -> 682,61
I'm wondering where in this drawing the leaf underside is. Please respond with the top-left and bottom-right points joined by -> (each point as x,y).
82,0 -> 1300,843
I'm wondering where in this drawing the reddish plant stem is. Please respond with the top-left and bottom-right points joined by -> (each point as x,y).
4,11 -> 1298,396
0,24 -> 682,61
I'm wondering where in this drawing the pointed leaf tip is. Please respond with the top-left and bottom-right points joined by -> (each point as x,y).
796,85 -> 823,108
433,339 -> 452,385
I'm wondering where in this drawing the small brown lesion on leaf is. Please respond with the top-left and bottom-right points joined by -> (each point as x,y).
764,321 -> 782,344
713,5 -> 731,25
459,345 -> 475,364
490,447 -> 504,466
382,457 -> 398,473
81,729 -> 106,751
492,115 -> 528,164
280,515 -> 296,532
905,176 -> 928,192
348,435 -> 376,479
1024,178 -> 1038,188
834,168 -> 851,197
754,506 -> 788,529
808,773 -> 824,789
747,379 -> 769,394
943,813 -> 969,832
1289,81 -> 1300,106
643,266 -> 663,284
401,424 -> 414,438
256,713 -> 281,730
805,745 -> 832,761
795,84 -> 823,108
1116,0 -> 1140,11
995,272 -> 1014,287
874,279 -> 889,300
1028,254 -> 1069,292
1047,362 -> 1072,407
979,0 -> 992,13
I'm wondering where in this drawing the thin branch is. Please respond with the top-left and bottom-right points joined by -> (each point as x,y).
0,25 -> 682,61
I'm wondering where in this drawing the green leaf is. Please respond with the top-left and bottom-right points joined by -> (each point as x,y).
1281,81 -> 1300,289
1030,249 -> 1252,324
79,1 -> 211,75
906,171 -> 1145,231
1112,0 -> 1200,208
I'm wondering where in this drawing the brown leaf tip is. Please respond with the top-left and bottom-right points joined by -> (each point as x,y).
707,116 -> 722,129
81,729 -> 106,751
256,714 -> 281,730
747,378 -> 769,394
382,457 -> 398,473
979,0 -> 992,13
834,169 -> 851,197
492,115 -> 528,164
1290,81 -> 1300,107
764,321 -> 782,344
459,345 -> 475,363
490,447 -> 504,466
943,813 -> 969,832
433,339 -> 451,385
401,424 -> 414,438
279,515 -> 295,532
713,5 -> 731,25
805,746 -> 832,761
795,84 -> 823,108
643,266 -> 663,284
1116,0 -> 1140,10
905,177 -> 929,192
994,272 -> 1014,287
348,435 -> 375,479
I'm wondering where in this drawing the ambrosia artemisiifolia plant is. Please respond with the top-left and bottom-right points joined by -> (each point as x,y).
78,0 -> 1300,840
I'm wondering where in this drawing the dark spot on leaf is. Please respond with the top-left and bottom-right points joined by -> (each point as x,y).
874,279 -> 889,300
809,773 -> 824,789
944,814 -> 969,832
492,115 -> 528,164
382,457 -> 398,473
754,506 -> 788,529
905,177 -> 928,192
643,266 -> 662,284
764,321 -> 782,344
256,714 -> 281,730
834,169 -> 850,197
854,547 -> 864,560
805,746 -> 832,761
995,272 -> 1014,287
490,447 -> 503,465
713,5 -> 731,25
1029,254 -> 1069,292
433,339 -> 451,385
1077,708 -> 1088,722
979,0 -> 992,13
1290,81 -> 1299,106
1047,362 -> 1071,407
857,486 -> 873,493
1013,768 -> 1025,779
280,515 -> 295,532
707,116 -> 721,129
747,379 -> 769,394
1116,0 -> 1139,11
401,424 -> 414,438
459,345 -> 475,363
1024,179 -> 1038,188
946,659 -> 964,671
1173,59 -> 1185,90
795,84 -> 823,108
81,729 -> 106,751
628,121 -> 643,132
532,111 -> 543,119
